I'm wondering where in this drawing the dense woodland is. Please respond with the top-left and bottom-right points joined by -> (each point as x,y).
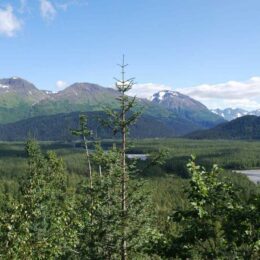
0,67 -> 259,259
187,115 -> 260,140
0,139 -> 259,259
0,111 -> 197,141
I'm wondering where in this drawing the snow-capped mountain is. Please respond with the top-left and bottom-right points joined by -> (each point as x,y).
211,108 -> 248,121
248,109 -> 260,117
150,90 -> 224,127
0,77 -> 48,102
150,90 -> 208,111
211,108 -> 260,121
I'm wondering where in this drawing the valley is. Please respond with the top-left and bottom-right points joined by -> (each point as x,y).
1,138 -> 259,184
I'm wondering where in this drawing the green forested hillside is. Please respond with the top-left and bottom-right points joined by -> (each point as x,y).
0,111 -> 208,141
186,115 -> 260,140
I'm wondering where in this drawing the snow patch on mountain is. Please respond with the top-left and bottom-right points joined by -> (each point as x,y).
151,90 -> 180,101
211,108 -> 260,121
0,84 -> 9,89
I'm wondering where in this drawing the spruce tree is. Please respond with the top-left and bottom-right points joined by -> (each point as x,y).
104,56 -> 142,260
72,57 -> 152,259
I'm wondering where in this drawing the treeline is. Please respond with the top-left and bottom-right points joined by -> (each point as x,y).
132,138 -> 260,172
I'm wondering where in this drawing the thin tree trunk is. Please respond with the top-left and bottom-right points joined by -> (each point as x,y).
121,89 -> 127,260
99,165 -> 102,177
121,127 -> 127,260
83,135 -> 93,188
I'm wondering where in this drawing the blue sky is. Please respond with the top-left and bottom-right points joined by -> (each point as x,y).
1,0 -> 260,109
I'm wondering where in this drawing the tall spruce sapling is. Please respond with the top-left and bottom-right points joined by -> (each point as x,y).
72,58 -> 152,259
104,56 -> 142,260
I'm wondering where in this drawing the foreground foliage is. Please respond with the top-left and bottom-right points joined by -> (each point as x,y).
149,157 -> 260,259
0,142 -> 259,259
0,141 -> 77,258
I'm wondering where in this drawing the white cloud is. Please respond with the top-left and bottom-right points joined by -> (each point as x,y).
178,77 -> 260,110
128,77 -> 260,110
0,5 -> 22,37
128,83 -> 172,99
40,0 -> 56,21
56,80 -> 68,91
40,0 -> 87,19
179,77 -> 260,100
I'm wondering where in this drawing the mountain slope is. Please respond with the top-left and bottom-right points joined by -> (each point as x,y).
0,111 -> 204,141
186,115 -> 260,140
0,77 -> 47,102
151,90 -> 224,128
32,83 -> 120,116
0,77 -> 48,123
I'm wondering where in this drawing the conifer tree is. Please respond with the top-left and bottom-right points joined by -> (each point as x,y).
72,57 -> 152,259
104,56 -> 142,260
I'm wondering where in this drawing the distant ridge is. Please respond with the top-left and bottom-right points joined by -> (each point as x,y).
0,111 -> 204,141
186,115 -> 260,140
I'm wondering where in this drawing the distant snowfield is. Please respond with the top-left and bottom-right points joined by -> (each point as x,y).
235,169 -> 260,184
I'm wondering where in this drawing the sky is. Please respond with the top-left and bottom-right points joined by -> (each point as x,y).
1,0 -> 260,110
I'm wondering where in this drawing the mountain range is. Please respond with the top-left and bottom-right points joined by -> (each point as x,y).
211,108 -> 260,121
0,77 -> 224,140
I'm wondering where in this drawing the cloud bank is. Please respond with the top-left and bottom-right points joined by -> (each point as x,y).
179,77 -> 260,110
129,77 -> 260,110
0,5 -> 22,37
128,83 -> 172,99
